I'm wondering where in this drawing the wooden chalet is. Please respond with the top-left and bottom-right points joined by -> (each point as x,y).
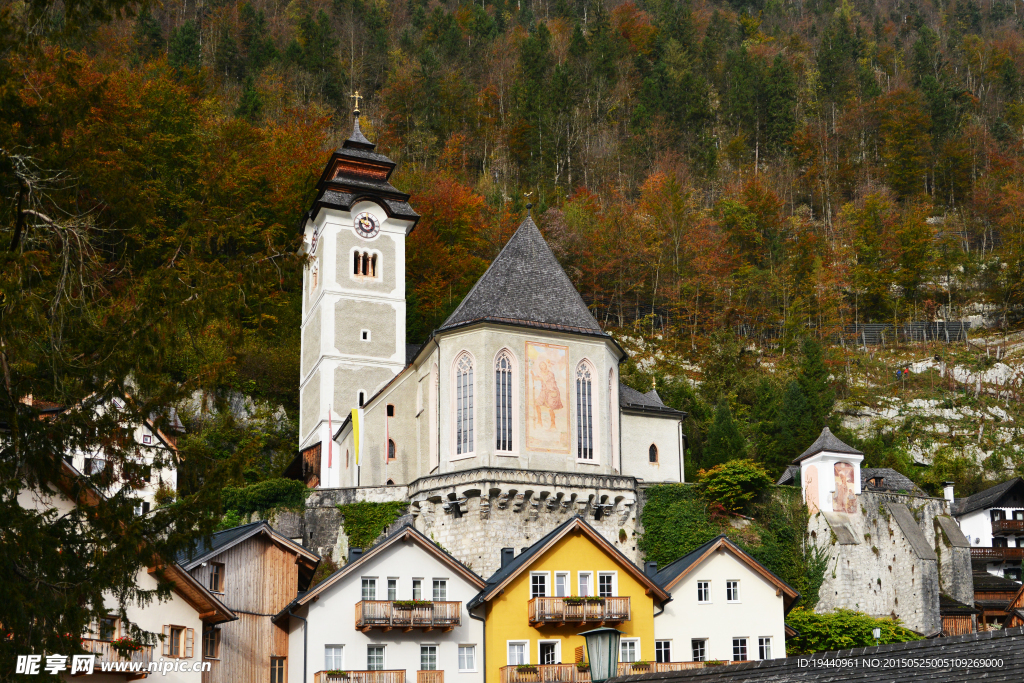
971,570 -> 1021,629
178,521 -> 320,683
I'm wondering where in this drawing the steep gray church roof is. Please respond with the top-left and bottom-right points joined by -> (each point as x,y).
438,216 -> 606,336
792,426 -> 863,464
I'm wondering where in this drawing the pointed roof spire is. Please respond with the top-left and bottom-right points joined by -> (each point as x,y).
438,215 -> 604,335
344,90 -> 374,150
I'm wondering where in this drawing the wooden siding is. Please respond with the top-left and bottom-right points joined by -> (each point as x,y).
527,597 -> 630,625
499,662 -> 720,683
313,671 -> 405,683
941,615 -> 975,635
189,532 -> 302,683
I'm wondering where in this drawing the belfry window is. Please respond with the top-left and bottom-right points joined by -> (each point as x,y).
353,251 -> 377,277
495,350 -> 514,452
576,362 -> 594,460
455,353 -> 474,455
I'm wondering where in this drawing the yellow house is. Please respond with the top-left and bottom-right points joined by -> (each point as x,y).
468,516 -> 670,683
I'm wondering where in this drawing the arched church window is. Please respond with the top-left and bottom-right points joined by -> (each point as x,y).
455,353 -> 474,455
495,350 -> 514,452
358,391 -> 366,407
576,361 -> 594,460
649,444 -> 658,463
388,439 -> 396,460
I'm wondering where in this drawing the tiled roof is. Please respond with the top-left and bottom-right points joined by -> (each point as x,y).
973,571 -> 1021,594
438,216 -> 605,335
609,626 -> 1024,682
952,477 -> 1024,516
619,384 -> 686,416
792,427 -> 863,464
862,468 -> 926,496
175,521 -> 265,566
777,465 -> 799,486
940,593 -> 980,615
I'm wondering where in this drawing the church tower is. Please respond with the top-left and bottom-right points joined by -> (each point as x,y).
298,101 -> 419,469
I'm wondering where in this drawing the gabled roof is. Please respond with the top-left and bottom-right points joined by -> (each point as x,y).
177,521 -> 321,591
438,216 -> 607,337
952,477 -> 1024,516
792,427 -> 863,464
940,593 -> 980,616
652,535 -> 800,611
862,468 -> 926,496
274,524 -> 484,621
619,384 -> 686,417
777,465 -> 799,486
973,570 -> 1021,594
468,516 -> 670,609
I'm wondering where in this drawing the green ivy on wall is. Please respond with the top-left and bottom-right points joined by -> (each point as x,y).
337,501 -> 408,550
221,478 -> 310,517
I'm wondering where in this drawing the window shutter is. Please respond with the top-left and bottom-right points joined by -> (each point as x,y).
162,626 -> 170,656
185,628 -> 194,658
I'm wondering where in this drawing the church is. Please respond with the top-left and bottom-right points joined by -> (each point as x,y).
291,111 -> 685,572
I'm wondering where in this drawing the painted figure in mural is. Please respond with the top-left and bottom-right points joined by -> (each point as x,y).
833,462 -> 857,513
532,360 -> 563,429
804,464 -> 819,514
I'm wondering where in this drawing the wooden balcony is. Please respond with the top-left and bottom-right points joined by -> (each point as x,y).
971,547 -> 1024,562
992,520 -> 1024,535
499,662 -> 723,683
355,601 -> 461,632
417,670 -> 444,683
527,597 -> 631,626
80,638 -> 154,678
313,670 -> 406,683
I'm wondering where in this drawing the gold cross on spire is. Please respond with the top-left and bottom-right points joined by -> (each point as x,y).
350,90 -> 363,114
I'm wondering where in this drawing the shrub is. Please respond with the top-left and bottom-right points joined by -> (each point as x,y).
221,477 -> 309,516
784,608 -> 922,655
697,459 -> 772,513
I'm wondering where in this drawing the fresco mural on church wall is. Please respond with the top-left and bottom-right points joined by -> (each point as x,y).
833,462 -> 857,513
526,341 -> 570,454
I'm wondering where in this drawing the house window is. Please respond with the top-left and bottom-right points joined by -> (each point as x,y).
367,645 -> 385,670
432,579 -> 447,601
620,639 -> 638,663
540,642 -> 558,665
691,639 -> 706,662
732,638 -> 747,662
361,330 -> 371,341
495,350 -> 514,452
758,637 -> 772,660
531,573 -> 548,598
353,251 -> 378,277
655,641 -> 671,663
455,353 -> 474,455
578,572 -> 592,597
649,444 -> 658,463
458,645 -> 476,672
388,439 -> 396,460
325,646 -> 344,670
270,657 -> 286,683
203,628 -> 221,659
508,642 -> 527,666
209,563 -> 224,593
169,627 -> 183,656
412,579 -> 422,600
361,578 -> 377,601
387,579 -> 397,601
991,510 -> 1006,523
994,537 -> 1009,548
576,362 -> 594,460
143,434 -> 153,445
420,645 -> 437,670
163,625 -> 193,658
727,580 -> 740,602
697,581 -> 710,603
554,572 -> 569,597
1006,567 -> 1022,582
598,572 -> 615,597
99,616 -> 118,641
135,501 -> 151,516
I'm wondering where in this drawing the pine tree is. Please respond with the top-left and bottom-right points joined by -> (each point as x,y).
772,381 -> 816,468
133,9 -> 164,61
797,338 -> 835,434
236,75 -> 263,121
703,399 -> 747,468
168,20 -> 201,71
764,55 -> 797,152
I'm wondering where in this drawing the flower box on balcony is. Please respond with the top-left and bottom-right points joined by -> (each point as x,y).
563,597 -> 585,605
584,597 -> 605,604
575,663 -> 590,671
111,637 -> 143,656
630,662 -> 650,670
393,600 -> 434,609
516,665 -> 538,673
325,671 -> 348,677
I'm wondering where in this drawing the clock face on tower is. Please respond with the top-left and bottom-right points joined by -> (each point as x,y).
354,212 -> 380,239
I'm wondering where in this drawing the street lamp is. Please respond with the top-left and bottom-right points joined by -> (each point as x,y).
579,627 -> 623,683
872,627 -> 881,646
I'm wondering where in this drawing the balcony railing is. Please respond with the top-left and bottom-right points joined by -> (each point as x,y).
527,597 -> 631,626
417,670 -> 444,683
355,601 -> 461,632
313,671 -> 406,683
971,547 -> 1024,562
80,638 -> 155,671
992,520 -> 1024,535
499,662 -> 724,683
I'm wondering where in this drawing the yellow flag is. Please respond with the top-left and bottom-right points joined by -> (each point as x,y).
352,408 -> 361,465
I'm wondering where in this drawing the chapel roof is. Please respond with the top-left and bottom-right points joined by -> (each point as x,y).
792,426 -> 863,464
438,216 -> 606,337
619,383 -> 686,417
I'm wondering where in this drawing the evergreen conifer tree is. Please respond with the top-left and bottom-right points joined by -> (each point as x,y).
133,9 -> 164,61
772,381 -> 816,470
169,20 -> 201,71
236,75 -> 263,121
797,338 -> 835,434
704,399 -> 747,467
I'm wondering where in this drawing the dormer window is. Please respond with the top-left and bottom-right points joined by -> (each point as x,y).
353,251 -> 377,278
868,476 -> 884,488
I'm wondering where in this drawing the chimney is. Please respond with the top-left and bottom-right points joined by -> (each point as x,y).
943,482 -> 955,502
644,561 -> 658,577
348,547 -> 363,563
500,548 -> 515,568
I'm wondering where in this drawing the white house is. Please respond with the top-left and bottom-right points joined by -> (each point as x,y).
952,477 -> 1024,581
276,524 -> 486,683
651,536 -> 798,664
17,460 -> 235,682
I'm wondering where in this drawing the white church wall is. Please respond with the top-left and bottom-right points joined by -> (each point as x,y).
620,412 -> 683,483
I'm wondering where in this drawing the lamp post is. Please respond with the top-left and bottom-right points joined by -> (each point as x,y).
872,627 -> 881,647
579,627 -> 623,683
